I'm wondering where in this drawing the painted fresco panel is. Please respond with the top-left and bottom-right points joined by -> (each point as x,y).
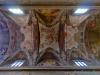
0,9 -> 99,68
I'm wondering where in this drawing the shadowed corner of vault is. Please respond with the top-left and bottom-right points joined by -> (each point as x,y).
0,50 -> 29,67
35,47 -> 64,66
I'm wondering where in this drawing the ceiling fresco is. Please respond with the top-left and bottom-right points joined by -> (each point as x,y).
0,9 -> 100,68
0,11 -> 23,65
84,13 -> 100,60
